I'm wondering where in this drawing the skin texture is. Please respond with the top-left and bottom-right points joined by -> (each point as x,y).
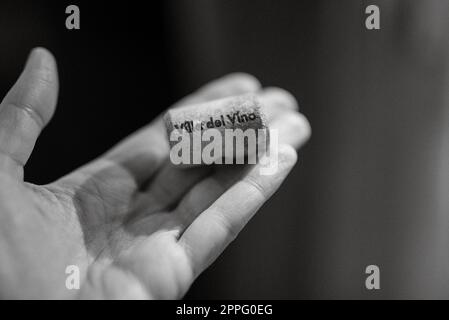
0,48 -> 311,299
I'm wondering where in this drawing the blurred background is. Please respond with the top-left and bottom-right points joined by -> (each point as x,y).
1,0 -> 449,299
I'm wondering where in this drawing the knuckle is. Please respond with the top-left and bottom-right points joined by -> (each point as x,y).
214,210 -> 241,241
243,174 -> 269,201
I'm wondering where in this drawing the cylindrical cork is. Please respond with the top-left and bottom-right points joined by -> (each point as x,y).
164,94 -> 269,165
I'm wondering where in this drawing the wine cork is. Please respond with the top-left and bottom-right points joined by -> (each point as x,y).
164,94 -> 269,165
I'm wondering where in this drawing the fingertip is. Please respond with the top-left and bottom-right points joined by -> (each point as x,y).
287,112 -> 312,149
260,87 -> 299,111
177,73 -> 262,107
221,72 -> 262,92
277,144 -> 298,169
203,73 -> 262,97
270,111 -> 311,150
27,47 -> 57,71
296,112 -> 312,143
30,47 -> 54,59
16,47 -> 59,125
24,48 -> 59,95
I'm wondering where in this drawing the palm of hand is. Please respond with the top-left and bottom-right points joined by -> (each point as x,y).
0,48 -> 309,299
3,162 -> 195,300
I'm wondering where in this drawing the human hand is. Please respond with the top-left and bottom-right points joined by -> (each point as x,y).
0,48 -> 310,299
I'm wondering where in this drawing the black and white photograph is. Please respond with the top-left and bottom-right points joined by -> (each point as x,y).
0,0 -> 449,306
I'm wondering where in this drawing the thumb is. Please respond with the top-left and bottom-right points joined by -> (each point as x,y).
0,48 -> 59,179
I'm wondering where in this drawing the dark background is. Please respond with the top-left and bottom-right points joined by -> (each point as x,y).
1,0 -> 449,299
